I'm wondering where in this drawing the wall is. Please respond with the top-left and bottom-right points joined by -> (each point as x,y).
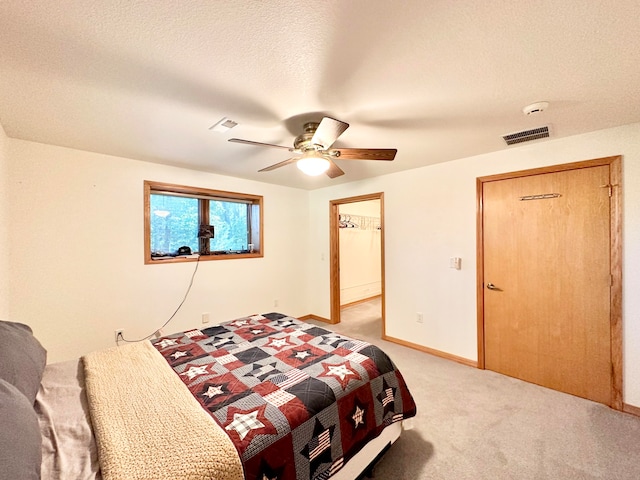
6,123 -> 640,408
7,139 -> 310,362
0,123 -> 9,318
308,122 -> 640,408
339,200 -> 381,304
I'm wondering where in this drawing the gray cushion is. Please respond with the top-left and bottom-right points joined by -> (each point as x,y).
0,321 -> 47,404
0,379 -> 42,480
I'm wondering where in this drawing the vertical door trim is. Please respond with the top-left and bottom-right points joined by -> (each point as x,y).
476,156 -> 622,409
329,193 -> 385,337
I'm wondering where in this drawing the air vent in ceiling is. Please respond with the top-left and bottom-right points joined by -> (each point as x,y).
209,117 -> 238,132
502,126 -> 550,145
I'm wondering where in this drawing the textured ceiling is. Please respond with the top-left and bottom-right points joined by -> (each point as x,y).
1,1 -> 640,189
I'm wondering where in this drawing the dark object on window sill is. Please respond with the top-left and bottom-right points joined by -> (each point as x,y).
151,252 -> 176,258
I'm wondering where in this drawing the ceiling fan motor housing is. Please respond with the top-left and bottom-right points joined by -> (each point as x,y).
294,122 -> 321,151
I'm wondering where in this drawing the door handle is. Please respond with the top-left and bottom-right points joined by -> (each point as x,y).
486,283 -> 502,291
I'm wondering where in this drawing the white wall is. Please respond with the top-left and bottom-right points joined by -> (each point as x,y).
308,122 -> 640,408
339,200 -> 381,304
0,123 -> 9,318
6,122 -> 640,408
7,139 -> 310,362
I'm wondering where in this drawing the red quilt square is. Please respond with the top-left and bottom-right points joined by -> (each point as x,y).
252,380 -> 279,397
337,387 -> 378,459
295,332 -> 315,343
162,343 -> 207,367
275,343 -> 327,368
211,348 -> 230,358
190,372 -> 248,410
208,349 -> 245,370
359,357 -> 381,380
331,347 -> 353,358
242,433 -> 297,479
252,381 -> 310,429
276,395 -> 309,430
235,324 -> 278,341
255,317 -> 274,325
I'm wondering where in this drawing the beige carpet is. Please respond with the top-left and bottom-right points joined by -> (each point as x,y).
309,299 -> 640,480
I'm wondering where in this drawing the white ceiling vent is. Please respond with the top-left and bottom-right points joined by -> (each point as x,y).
502,126 -> 550,146
209,117 -> 238,132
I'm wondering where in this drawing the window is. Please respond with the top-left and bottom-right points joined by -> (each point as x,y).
144,181 -> 263,263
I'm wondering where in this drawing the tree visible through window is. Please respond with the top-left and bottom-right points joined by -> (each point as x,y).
144,181 -> 263,263
150,195 -> 199,255
209,200 -> 248,252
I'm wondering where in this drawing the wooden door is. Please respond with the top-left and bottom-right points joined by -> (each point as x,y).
481,163 -> 614,405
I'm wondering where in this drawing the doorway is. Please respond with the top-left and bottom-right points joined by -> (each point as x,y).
476,156 -> 622,409
330,193 -> 385,337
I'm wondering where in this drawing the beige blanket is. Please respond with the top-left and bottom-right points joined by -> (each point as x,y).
83,342 -> 244,480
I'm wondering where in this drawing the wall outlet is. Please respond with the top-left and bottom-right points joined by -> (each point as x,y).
274,299 -> 279,307
115,329 -> 124,343
416,313 -> 424,324
202,312 -> 210,324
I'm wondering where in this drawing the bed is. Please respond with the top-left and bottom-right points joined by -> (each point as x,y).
0,313 -> 416,480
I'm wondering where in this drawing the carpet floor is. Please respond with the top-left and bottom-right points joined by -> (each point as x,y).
308,298 -> 640,480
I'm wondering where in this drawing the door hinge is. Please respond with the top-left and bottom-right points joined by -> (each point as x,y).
600,184 -> 612,197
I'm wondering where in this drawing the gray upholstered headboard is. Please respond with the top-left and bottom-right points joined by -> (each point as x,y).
0,320 -> 47,480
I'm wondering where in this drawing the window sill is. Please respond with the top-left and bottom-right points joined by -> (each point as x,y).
146,252 -> 263,264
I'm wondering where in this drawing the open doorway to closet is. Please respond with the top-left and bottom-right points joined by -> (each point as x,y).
329,193 -> 385,338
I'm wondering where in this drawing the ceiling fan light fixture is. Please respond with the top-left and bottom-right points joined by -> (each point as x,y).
296,154 -> 330,176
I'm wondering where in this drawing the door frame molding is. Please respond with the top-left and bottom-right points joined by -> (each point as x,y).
476,156 -> 622,409
329,192 -> 385,336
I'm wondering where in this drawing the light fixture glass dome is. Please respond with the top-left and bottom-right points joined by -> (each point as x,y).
296,154 -> 330,176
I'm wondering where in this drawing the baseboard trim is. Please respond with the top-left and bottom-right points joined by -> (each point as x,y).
382,334 -> 478,368
300,313 -> 477,367
298,314 -> 333,324
340,295 -> 382,309
623,403 -> 640,417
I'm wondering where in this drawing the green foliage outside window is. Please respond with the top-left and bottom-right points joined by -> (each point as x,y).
150,195 -> 198,254
209,200 -> 249,251
150,194 -> 250,255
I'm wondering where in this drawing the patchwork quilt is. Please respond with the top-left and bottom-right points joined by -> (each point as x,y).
151,313 -> 417,480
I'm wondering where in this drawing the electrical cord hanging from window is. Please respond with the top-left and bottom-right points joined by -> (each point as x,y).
117,255 -> 201,344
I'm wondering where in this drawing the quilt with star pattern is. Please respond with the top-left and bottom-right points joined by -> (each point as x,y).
151,312 -> 417,480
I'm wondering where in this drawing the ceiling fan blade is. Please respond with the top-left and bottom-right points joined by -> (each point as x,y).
325,159 -> 345,178
258,157 -> 299,172
332,148 -> 397,161
229,138 -> 294,151
311,117 -> 349,150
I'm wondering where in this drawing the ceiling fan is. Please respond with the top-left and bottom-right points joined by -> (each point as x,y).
228,117 -> 397,178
